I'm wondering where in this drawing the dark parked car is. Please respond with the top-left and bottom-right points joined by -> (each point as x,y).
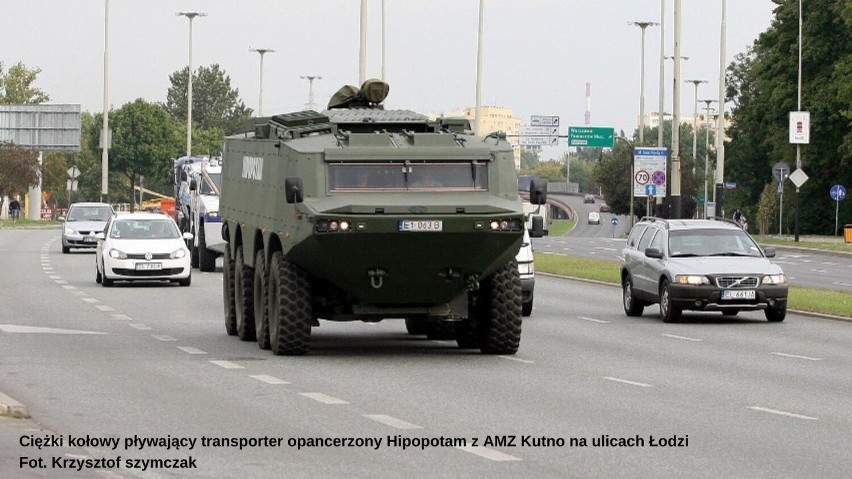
599,203 -> 610,212
619,217 -> 788,322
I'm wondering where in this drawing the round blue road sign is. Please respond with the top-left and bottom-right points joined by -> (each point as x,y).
611,218 -> 619,225
830,184 -> 846,201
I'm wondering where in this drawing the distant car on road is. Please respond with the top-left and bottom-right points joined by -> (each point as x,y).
60,202 -> 115,253
95,212 -> 193,287
583,194 -> 595,204
619,217 -> 788,322
599,203 -> 610,213
587,212 -> 601,225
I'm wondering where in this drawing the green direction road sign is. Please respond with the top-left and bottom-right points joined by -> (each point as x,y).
568,126 -> 614,148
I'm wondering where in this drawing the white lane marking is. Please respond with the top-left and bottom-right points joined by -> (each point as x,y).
456,446 -> 522,462
822,261 -> 839,266
127,323 -> 152,331
95,305 -> 115,311
771,352 -> 822,361
42,267 -> 53,271
662,333 -> 703,342
0,325 -> 107,335
364,414 -> 423,430
747,406 -> 818,421
210,360 -> 244,369
300,392 -> 349,404
579,316 -> 610,324
55,280 -> 68,285
602,377 -> 653,388
499,356 -> 535,364
48,275 -> 61,279
832,281 -> 852,287
81,297 -> 100,303
112,314 -> 132,321
73,291 -> 87,296
250,374 -> 290,385
177,346 -> 207,355
62,285 -> 76,290
151,334 -> 177,342
594,247 -> 617,252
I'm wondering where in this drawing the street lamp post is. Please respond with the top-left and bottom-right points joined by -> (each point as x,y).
616,136 -> 636,228
101,0 -> 109,202
658,0 -> 666,148
177,11 -> 206,158
301,76 -> 322,111
474,0 -> 485,134
670,0 -> 683,219
249,48 -> 275,117
701,99 -> 718,217
685,80 -> 708,177
629,21 -> 659,145
715,0 -> 727,216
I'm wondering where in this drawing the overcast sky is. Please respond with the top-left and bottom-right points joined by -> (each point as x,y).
3,0 -> 775,150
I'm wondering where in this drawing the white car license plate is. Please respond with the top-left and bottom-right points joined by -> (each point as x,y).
136,262 -> 162,271
399,220 -> 442,232
84,236 -> 97,243
721,290 -> 755,300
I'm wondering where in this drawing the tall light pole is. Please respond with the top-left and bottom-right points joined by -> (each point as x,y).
630,21 -> 658,145
250,48 -> 275,117
301,76 -> 322,111
101,0 -> 110,202
381,0 -> 386,82
685,79 -> 708,176
177,11 -> 206,158
670,0 -> 683,219
701,99 -> 718,217
359,0 -> 367,84
474,0 -> 485,134
658,0 -> 666,147
794,0 -> 803,242
715,0 -> 727,216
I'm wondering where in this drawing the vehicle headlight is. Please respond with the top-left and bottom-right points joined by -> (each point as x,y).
674,275 -> 710,285
108,249 -> 127,259
518,262 -> 535,275
763,274 -> 787,285
65,227 -> 77,235
170,248 -> 187,259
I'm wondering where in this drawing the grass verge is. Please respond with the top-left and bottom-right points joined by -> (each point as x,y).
0,219 -> 60,228
535,252 -> 852,318
753,235 -> 852,253
548,219 -> 575,237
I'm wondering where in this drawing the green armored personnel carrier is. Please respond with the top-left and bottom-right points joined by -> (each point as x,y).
219,80 -> 547,355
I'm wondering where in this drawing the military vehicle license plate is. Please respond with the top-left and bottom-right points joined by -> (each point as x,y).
135,262 -> 162,271
721,290 -> 755,300
398,220 -> 442,232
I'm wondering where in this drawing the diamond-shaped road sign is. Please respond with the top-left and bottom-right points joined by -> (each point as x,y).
788,168 -> 808,188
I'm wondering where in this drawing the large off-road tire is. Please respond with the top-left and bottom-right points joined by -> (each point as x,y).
765,303 -> 787,322
480,260 -> 523,354
426,320 -> 456,340
198,224 -> 217,272
404,318 -> 427,335
622,275 -> 645,317
234,245 -> 256,341
223,246 -> 237,336
659,279 -> 682,323
253,248 -> 270,350
268,251 -> 312,355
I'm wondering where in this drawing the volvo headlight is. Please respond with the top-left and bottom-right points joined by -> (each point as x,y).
762,274 -> 787,285
674,275 -> 710,285
170,248 -> 187,259
108,249 -> 127,259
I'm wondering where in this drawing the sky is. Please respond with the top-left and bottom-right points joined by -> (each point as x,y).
2,0 -> 777,157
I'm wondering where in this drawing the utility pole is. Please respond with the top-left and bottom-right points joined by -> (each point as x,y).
658,0 -> 666,148
714,0 -> 727,216
670,0 -> 683,219
250,48 -> 275,117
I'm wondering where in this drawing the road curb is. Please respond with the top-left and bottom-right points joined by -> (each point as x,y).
0,392 -> 30,419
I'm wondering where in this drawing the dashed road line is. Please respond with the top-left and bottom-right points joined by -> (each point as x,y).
73,291 -> 88,296
210,360 -> 244,369
499,356 -> 535,364
747,406 -> 818,421
112,314 -> 132,321
456,446 -> 522,462
300,392 -> 349,404
602,377 -> 653,388
250,374 -> 290,385
81,297 -> 100,303
55,280 -> 68,285
48,275 -> 61,280
771,352 -> 822,361
127,323 -> 152,331
364,414 -> 423,429
578,316 -> 609,324
62,285 -> 76,290
177,346 -> 207,355
95,305 -> 115,311
662,333 -> 703,342
151,334 -> 177,342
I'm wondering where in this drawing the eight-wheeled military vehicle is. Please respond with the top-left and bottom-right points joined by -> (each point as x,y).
219,80 -> 546,355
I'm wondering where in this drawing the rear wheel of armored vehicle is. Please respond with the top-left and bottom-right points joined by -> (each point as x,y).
223,247 -> 237,336
253,248 -> 270,350
198,224 -> 217,272
268,251 -> 312,356
480,260 -> 523,354
234,245 -> 256,341
404,318 -> 427,335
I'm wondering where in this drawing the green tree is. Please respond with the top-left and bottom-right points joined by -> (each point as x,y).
0,61 -> 50,104
0,142 -> 39,210
520,149 -> 539,169
757,182 -> 778,235
165,64 -> 253,135
521,159 -> 565,183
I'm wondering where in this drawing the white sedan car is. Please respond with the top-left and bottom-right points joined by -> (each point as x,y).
96,213 -> 193,287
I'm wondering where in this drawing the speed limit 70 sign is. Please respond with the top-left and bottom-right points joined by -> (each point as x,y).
635,170 -> 650,185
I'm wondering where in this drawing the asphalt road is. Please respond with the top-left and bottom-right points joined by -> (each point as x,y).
2,228 -> 851,478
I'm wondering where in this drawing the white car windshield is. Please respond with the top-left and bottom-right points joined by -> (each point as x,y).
669,229 -> 763,258
67,206 -> 112,221
110,219 -> 179,240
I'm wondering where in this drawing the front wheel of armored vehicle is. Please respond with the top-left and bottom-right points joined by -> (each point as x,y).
480,260 -> 522,355
234,245 -> 256,341
268,251 -> 312,356
223,246 -> 237,335
254,248 -> 270,350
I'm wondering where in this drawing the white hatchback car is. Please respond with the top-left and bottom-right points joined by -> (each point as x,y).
95,213 -> 193,287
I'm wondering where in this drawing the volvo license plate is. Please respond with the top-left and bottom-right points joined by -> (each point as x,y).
721,290 -> 755,300
398,220 -> 442,232
136,262 -> 162,271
